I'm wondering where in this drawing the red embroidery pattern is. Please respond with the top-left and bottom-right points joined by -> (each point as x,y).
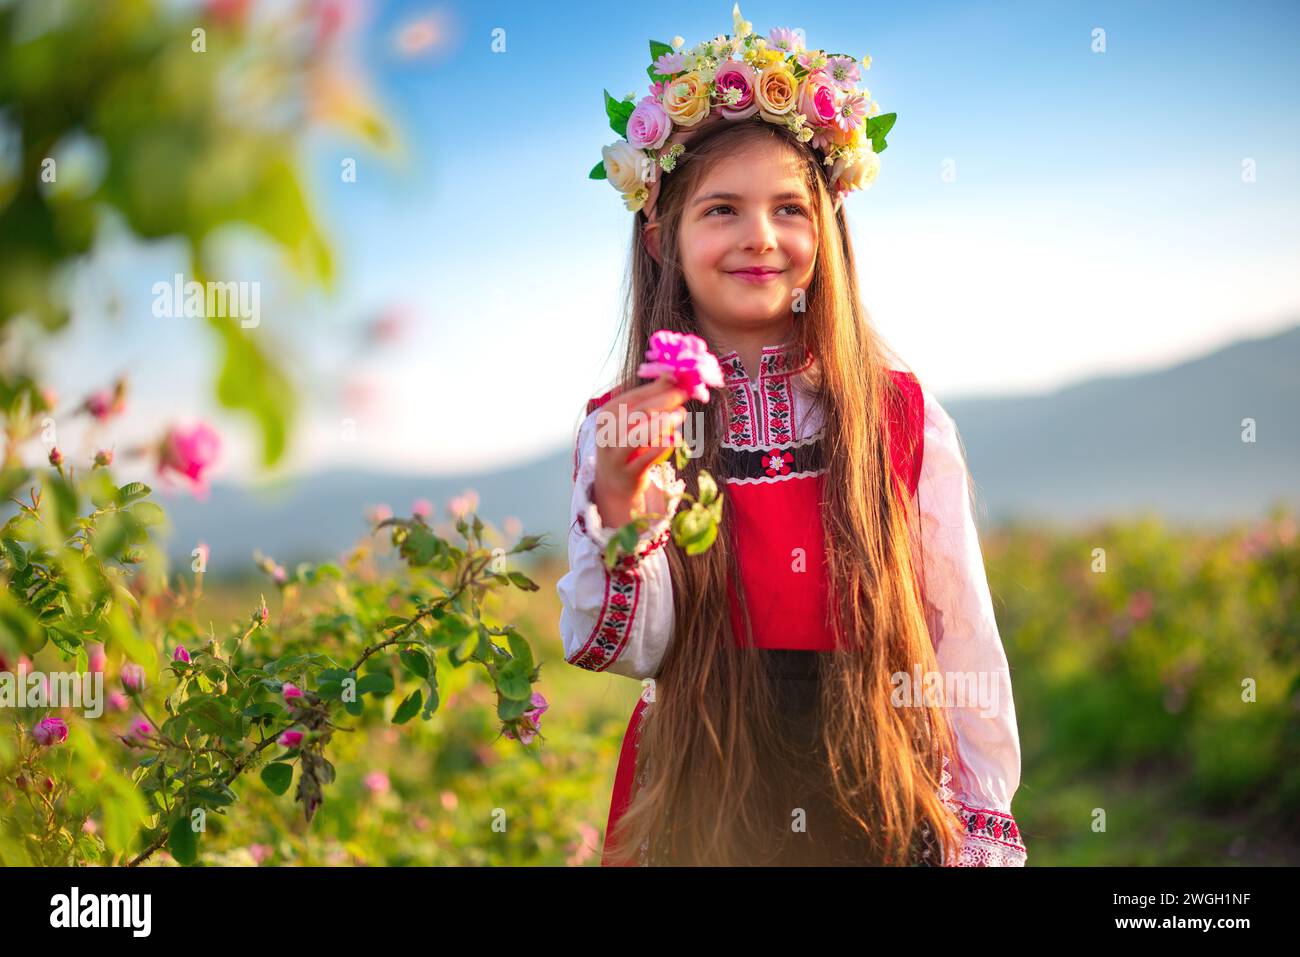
567,519 -> 671,672
952,799 -> 1024,853
937,756 -> 1027,864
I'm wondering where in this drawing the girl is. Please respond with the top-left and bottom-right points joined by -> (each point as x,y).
557,22 -> 1025,868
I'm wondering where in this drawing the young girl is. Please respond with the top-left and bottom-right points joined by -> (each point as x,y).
557,14 -> 1025,867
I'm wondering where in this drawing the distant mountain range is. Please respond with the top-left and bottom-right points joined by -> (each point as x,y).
158,324 -> 1300,572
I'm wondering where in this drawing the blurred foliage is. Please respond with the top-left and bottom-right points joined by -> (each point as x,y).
983,506 -> 1300,865
0,450 -> 551,866
0,0 -> 388,466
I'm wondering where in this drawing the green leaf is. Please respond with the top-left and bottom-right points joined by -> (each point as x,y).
1,538 -> 26,570
399,648 -> 430,680
392,689 -> 422,724
507,571 -> 538,592
118,482 -> 151,504
603,89 -> 636,139
129,501 -> 166,526
167,814 -> 197,866
356,672 -> 394,697
261,763 -> 293,796
497,660 -> 533,701
589,160 -> 607,180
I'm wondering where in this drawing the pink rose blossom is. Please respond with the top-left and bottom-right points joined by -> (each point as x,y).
248,843 -> 272,864
33,717 -> 69,747
364,771 -> 390,795
797,71 -> 838,128
172,645 -> 191,663
412,498 -> 433,520
279,729 -> 304,748
714,60 -> 759,120
108,691 -> 130,712
365,503 -> 393,524
88,643 -> 107,674
627,97 -> 672,151
158,421 -> 221,499
282,682 -> 303,704
503,691 -> 550,745
448,490 -> 479,519
637,330 -> 724,403
121,663 -> 145,693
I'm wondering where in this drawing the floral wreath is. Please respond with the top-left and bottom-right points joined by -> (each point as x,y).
590,3 -> 896,220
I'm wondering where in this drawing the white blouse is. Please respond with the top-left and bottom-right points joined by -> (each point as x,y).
556,373 -> 1027,866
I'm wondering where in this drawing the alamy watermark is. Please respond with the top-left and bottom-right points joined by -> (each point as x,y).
0,665 -> 103,718
151,273 -> 260,328
890,666 -> 1002,718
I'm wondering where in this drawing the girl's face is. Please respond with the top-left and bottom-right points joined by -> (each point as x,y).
677,138 -> 818,334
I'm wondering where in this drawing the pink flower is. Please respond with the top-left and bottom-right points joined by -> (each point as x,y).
121,663 -> 145,694
48,446 -> 63,467
1127,590 -> 1154,623
33,717 -> 69,747
503,692 -> 550,746
279,729 -> 304,748
108,691 -> 130,712
248,843 -> 272,864
714,60 -> 758,120
122,719 -> 153,746
412,498 -> 433,520
824,54 -> 861,91
88,643 -> 107,674
282,682 -> 303,704
172,645 -> 191,663
366,503 -> 393,524
83,384 -> 126,422
503,516 -> 522,538
448,490 -> 479,519
834,90 -> 868,132
797,71 -> 838,128
767,27 -> 801,53
363,771 -> 390,795
94,448 -> 114,467
627,97 -> 672,151
158,421 -> 221,498
82,818 -> 99,835
652,50 -> 687,76
637,330 -> 724,403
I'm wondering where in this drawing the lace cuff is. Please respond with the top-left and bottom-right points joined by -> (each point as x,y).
574,455 -> 685,568
938,756 -> 1027,866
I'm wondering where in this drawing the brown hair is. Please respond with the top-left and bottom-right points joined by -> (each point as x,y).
601,116 -> 965,866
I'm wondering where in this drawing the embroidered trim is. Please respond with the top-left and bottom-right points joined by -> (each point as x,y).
723,380 -> 757,446
724,468 -> 828,487
566,564 -> 643,671
718,433 -> 825,483
716,343 -> 813,384
937,756 -> 1027,866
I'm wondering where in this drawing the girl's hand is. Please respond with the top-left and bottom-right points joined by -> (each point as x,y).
592,374 -> 690,529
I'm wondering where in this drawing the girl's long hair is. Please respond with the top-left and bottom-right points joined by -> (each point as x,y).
601,117 -> 966,866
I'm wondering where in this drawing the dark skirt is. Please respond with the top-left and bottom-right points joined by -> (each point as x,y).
722,649 -> 940,867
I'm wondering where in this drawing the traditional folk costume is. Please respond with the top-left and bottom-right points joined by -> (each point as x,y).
557,343 -> 1027,866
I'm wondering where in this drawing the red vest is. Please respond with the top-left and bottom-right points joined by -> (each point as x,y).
581,369 -> 923,653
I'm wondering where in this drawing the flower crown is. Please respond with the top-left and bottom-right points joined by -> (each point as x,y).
590,3 -> 896,222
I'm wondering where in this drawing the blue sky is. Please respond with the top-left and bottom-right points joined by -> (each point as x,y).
38,0 -> 1300,482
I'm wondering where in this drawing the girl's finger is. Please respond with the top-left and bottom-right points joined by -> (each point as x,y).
624,421 -> 682,470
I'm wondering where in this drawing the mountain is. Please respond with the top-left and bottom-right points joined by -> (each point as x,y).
158,324 -> 1300,572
